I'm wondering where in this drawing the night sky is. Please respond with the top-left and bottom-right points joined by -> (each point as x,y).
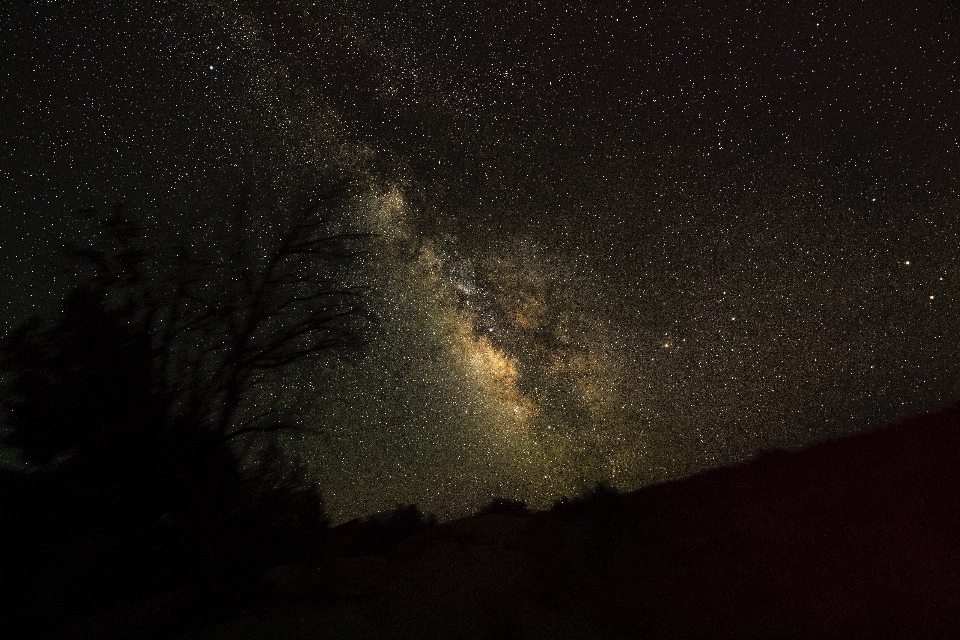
2,1 -> 958,523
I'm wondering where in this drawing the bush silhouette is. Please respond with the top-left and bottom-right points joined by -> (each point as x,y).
479,497 -> 530,516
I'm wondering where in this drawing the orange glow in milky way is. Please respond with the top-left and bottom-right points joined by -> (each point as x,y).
456,325 -> 539,440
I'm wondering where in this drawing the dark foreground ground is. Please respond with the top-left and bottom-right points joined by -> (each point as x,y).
30,404 -> 960,639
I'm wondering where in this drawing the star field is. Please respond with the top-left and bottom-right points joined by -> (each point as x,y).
1,1 -> 958,522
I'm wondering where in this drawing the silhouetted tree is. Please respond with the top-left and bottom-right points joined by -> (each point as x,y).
0,193 -> 368,633
4,194 -> 367,493
61,198 -> 369,442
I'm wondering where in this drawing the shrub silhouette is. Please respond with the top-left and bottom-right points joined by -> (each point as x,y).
479,497 -> 530,516
325,504 -> 436,557
0,195 -> 367,634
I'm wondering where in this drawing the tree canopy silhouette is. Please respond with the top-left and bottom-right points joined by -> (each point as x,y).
0,193 -> 369,633
4,194 -> 370,465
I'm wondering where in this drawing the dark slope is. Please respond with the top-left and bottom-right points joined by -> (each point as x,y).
63,404 -> 960,639
310,404 -> 959,640
527,403 -> 960,639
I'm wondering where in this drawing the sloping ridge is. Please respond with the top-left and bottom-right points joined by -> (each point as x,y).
314,403 -> 960,639
522,402 -> 960,639
66,404 -> 960,639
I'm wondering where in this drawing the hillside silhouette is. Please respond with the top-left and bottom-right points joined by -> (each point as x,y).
48,401 -> 960,640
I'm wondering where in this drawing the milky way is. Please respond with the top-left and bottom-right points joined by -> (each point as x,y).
2,1 -> 958,521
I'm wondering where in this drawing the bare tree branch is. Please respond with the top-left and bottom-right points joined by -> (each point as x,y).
57,194 -> 370,450
219,421 -> 327,445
